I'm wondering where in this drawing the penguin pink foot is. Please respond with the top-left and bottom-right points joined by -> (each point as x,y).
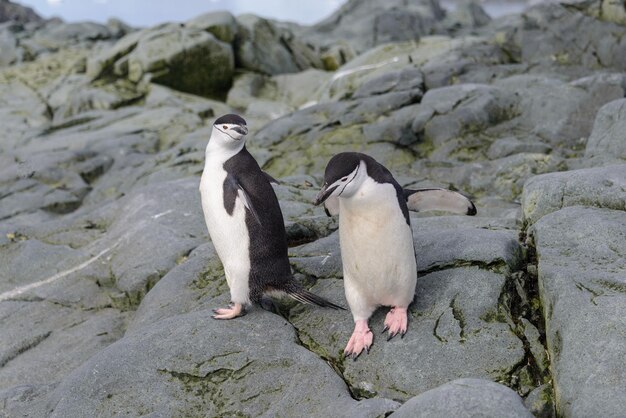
383,307 -> 408,340
212,303 -> 244,320
344,319 -> 373,360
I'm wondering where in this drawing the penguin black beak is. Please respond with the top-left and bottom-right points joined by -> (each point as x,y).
314,183 -> 338,206
233,125 -> 248,136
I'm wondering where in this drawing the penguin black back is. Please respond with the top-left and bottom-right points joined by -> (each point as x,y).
223,147 -> 292,302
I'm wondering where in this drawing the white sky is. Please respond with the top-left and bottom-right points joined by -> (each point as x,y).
18,0 -> 347,26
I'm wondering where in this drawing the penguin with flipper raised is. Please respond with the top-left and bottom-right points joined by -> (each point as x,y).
200,114 -> 344,319
315,152 -> 476,358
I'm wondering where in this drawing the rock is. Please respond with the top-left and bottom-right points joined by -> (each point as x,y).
105,18 -> 133,39
522,164 -> 626,225
0,28 -> 18,66
443,1 -> 492,32
47,310 -> 399,417
487,137 -> 552,160
420,83 -> 516,148
493,74 -> 625,152
235,14 -> 322,75
0,303 -> 128,390
600,0 -> 626,25
186,11 -> 237,43
86,24 -> 234,99
529,206 -> 626,417
33,21 -> 113,49
127,26 -> 234,99
495,2 -> 626,72
0,0 -> 43,24
391,378 -> 533,417
288,218 -> 527,401
305,0 -> 444,53
584,98 -> 626,166
0,383 -> 55,418
320,41 -> 356,71
524,383 -> 555,418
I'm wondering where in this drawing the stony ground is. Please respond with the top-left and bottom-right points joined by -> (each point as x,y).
0,0 -> 625,417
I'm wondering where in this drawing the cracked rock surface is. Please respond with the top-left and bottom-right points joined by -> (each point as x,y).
2,0 -> 626,416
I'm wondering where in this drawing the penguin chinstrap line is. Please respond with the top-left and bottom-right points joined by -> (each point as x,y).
199,114 -> 344,319
315,152 -> 477,359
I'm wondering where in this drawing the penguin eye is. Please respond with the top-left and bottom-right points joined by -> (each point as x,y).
223,125 -> 228,130
341,177 -> 348,181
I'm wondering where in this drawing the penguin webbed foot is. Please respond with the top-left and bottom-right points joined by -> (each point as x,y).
212,302 -> 245,320
343,319 -> 373,361
383,307 -> 408,341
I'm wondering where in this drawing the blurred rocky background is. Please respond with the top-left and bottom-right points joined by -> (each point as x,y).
0,0 -> 625,416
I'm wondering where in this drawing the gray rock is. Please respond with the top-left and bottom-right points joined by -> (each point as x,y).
391,378 -> 532,417
487,137 -> 552,160
495,2 -> 626,72
524,383 -> 555,418
47,310 -> 399,417
420,83 -> 516,147
127,26 -> 234,99
494,74 -> 625,152
126,243 -> 226,333
33,21 -> 113,47
444,1 -> 492,32
104,178 -> 206,307
0,0 -> 43,24
584,98 -> 626,166
529,206 -> 626,417
0,383 -> 55,418
186,11 -> 237,43
305,0 -> 443,53
522,164 -> 626,225
288,218 -> 526,401
235,14 -> 321,75
0,303 -> 128,390
0,29 -> 18,66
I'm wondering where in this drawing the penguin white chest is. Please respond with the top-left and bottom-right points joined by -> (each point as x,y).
339,179 -> 417,308
199,160 -> 251,303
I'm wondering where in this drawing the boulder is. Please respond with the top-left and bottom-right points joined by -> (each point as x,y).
391,378 -> 532,417
235,14 -> 322,75
127,26 -> 234,98
304,0 -> 444,53
0,0 -> 43,24
529,206 -> 626,417
47,310 -> 399,417
584,98 -> 626,166
288,217 -> 530,401
186,11 -> 237,43
87,24 -> 234,99
494,2 -> 626,72
522,164 -> 626,225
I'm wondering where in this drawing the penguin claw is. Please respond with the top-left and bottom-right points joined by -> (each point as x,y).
383,307 -> 408,341
382,325 -> 389,334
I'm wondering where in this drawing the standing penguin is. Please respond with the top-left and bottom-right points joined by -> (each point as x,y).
200,114 -> 343,319
314,152 -> 476,358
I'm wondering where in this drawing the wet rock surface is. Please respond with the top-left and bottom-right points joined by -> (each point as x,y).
1,0 -> 625,416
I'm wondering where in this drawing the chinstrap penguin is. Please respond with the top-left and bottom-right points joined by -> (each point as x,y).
200,114 -> 344,319
314,152 -> 476,358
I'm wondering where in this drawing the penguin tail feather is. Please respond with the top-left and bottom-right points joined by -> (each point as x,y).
284,286 -> 345,310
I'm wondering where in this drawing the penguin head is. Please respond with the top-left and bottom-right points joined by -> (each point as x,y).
210,114 -> 248,148
314,152 -> 367,205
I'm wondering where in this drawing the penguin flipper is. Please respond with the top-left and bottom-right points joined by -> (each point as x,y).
324,196 -> 340,217
262,171 -> 280,185
404,188 -> 476,216
224,173 -> 263,225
